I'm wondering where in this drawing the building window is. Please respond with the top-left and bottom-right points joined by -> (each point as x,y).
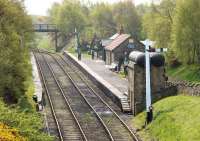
128,43 -> 135,49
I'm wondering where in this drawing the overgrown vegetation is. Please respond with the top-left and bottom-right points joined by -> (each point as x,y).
0,123 -> 27,141
132,96 -> 200,141
0,100 -> 53,141
0,0 -> 52,140
36,33 -> 55,52
167,65 -> 200,83
0,0 -> 32,104
142,0 -> 200,65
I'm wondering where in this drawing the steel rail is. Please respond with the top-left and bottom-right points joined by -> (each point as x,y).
33,52 -> 64,141
37,51 -> 88,141
58,54 -> 140,141
44,52 -> 115,141
35,49 -> 140,141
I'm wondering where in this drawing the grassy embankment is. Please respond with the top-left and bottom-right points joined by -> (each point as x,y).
0,56 -> 53,141
132,95 -> 200,141
132,65 -> 200,140
167,65 -> 200,83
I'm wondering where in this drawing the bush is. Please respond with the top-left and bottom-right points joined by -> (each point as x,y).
0,0 -> 33,103
0,100 -> 54,141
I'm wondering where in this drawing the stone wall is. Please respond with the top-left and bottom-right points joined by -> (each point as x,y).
113,39 -> 129,62
167,80 -> 200,96
128,62 -> 177,115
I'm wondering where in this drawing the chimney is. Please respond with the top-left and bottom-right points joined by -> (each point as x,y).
119,25 -> 124,34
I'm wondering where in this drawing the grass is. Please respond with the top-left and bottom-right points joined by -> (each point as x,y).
119,71 -> 126,78
36,34 -> 55,52
131,95 -> 200,141
67,46 -> 91,59
166,65 -> 200,83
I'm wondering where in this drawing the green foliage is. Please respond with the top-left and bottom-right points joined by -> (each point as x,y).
90,3 -> 116,38
0,123 -> 27,141
48,0 -> 141,42
132,96 -> 200,141
36,34 -> 55,51
142,0 -> 176,48
142,0 -> 200,65
167,65 -> 200,82
113,1 -> 141,38
49,0 -> 87,34
67,39 -> 91,59
0,1 -> 52,140
172,0 -> 200,64
0,100 -> 53,141
0,0 -> 33,103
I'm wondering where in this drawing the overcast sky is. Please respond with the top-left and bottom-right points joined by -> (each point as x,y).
24,0 -> 151,16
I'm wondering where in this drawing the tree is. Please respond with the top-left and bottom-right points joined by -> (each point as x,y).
90,3 -> 116,38
112,1 -> 141,38
57,0 -> 86,34
172,0 -> 200,64
142,0 -> 176,48
0,0 -> 33,103
48,2 -> 60,25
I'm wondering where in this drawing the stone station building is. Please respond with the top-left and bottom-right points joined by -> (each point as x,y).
104,33 -> 145,65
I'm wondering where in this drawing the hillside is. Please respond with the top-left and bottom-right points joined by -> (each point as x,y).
167,65 -> 200,83
131,96 -> 200,141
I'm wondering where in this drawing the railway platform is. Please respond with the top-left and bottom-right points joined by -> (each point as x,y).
31,52 -> 43,110
63,52 -> 131,112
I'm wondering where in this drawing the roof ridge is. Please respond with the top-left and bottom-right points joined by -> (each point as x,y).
105,34 -> 131,51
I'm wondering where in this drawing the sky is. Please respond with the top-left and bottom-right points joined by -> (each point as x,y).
24,0 -> 151,16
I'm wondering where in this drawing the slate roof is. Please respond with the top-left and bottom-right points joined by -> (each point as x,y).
105,34 -> 131,51
109,33 -> 120,40
101,39 -> 113,47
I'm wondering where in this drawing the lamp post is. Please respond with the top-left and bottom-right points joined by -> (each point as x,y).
144,39 -> 153,124
75,28 -> 81,60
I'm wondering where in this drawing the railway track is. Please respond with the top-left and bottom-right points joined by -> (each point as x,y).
42,51 -> 139,141
35,51 -> 113,141
34,52 -> 87,141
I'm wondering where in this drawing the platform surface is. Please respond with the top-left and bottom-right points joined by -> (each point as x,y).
83,59 -> 128,94
66,52 -> 129,99
31,52 -> 43,103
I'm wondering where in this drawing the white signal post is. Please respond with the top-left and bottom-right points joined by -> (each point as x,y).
144,39 -> 153,124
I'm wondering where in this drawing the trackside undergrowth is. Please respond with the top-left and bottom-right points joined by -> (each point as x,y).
131,96 -> 200,141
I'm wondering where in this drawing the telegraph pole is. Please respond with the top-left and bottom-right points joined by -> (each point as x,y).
144,39 -> 153,124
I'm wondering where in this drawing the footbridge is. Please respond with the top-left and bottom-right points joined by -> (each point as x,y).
33,24 -> 60,51
33,24 -> 58,32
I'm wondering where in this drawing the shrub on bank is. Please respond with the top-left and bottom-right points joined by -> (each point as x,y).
0,100 -> 54,141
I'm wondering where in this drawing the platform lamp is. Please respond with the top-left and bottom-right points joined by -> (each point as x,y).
75,28 -> 81,60
144,39 -> 153,124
